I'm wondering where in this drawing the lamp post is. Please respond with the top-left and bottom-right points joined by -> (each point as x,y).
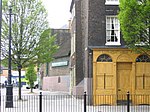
18,65 -> 22,100
0,0 -> 2,107
6,5 -> 13,108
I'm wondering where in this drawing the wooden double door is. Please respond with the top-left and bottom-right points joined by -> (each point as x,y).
117,62 -> 132,101
94,61 -> 150,105
94,62 -> 132,105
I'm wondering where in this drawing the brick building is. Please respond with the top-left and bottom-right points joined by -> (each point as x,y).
70,0 -> 150,105
41,29 -> 71,92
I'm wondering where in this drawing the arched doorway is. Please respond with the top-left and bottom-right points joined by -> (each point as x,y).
135,55 -> 150,90
117,62 -> 132,102
93,54 -> 115,105
134,54 -> 150,104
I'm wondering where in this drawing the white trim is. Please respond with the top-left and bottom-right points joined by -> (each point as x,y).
106,16 -> 121,46
105,0 -> 119,5
105,42 -> 121,46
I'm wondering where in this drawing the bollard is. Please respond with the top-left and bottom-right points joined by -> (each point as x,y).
84,92 -> 86,112
39,92 -> 42,112
127,91 -> 130,112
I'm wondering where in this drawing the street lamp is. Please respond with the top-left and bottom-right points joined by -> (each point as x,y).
0,0 -> 2,107
5,5 -> 13,108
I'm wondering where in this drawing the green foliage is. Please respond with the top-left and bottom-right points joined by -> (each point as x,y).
118,0 -> 150,53
25,64 -> 37,92
36,29 -> 59,64
1,0 -> 58,69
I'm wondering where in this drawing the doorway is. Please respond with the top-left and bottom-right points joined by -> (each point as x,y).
117,62 -> 132,104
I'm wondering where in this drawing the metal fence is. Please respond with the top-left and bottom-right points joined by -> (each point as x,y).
1,92 -> 150,112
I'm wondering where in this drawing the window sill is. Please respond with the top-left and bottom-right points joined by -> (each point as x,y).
105,42 -> 121,46
105,2 -> 119,5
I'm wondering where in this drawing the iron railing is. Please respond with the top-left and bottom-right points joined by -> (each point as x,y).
1,92 -> 150,112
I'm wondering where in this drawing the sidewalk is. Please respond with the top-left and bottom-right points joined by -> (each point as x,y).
1,88 -> 81,112
1,87 -> 70,96
1,88 -> 150,112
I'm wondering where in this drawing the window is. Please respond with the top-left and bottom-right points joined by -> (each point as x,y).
97,54 -> 112,62
71,4 -> 75,18
58,76 -> 61,83
71,31 -> 75,55
106,16 -> 120,45
136,55 -> 150,62
105,0 -> 119,5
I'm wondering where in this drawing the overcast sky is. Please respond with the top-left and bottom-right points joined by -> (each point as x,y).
42,0 -> 71,29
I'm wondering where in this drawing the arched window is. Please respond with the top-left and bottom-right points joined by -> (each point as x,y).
97,54 -> 112,62
136,55 -> 150,62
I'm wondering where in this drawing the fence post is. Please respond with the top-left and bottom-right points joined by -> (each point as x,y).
39,92 -> 42,112
84,92 -> 86,112
127,91 -> 130,112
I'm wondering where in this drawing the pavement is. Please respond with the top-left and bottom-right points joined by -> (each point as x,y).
1,87 -> 70,96
1,87 -> 82,112
0,88 -> 150,112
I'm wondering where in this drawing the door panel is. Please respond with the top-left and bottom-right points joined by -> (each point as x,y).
134,63 -> 150,104
96,62 -> 114,91
117,63 -> 132,100
136,63 -> 150,90
94,62 -> 114,105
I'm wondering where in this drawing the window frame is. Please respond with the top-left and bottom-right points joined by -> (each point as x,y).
97,54 -> 112,62
136,55 -> 150,62
105,16 -> 121,46
105,0 -> 119,5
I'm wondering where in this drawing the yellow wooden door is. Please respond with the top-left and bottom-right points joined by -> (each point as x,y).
94,62 -> 114,105
136,63 -> 150,90
134,62 -> 150,104
117,63 -> 132,100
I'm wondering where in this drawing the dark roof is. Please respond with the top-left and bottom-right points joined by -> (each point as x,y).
51,29 -> 71,58
51,29 -> 70,46
53,37 -> 71,58
89,45 -> 128,49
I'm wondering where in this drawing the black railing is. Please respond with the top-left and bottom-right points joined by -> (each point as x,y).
39,92 -> 42,112
127,92 -> 130,112
1,92 -> 150,112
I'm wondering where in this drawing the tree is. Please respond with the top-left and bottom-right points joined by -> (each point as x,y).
25,64 -> 37,93
1,0 -> 58,99
118,0 -> 150,54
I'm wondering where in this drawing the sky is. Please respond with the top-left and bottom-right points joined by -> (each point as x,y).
42,0 -> 72,29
